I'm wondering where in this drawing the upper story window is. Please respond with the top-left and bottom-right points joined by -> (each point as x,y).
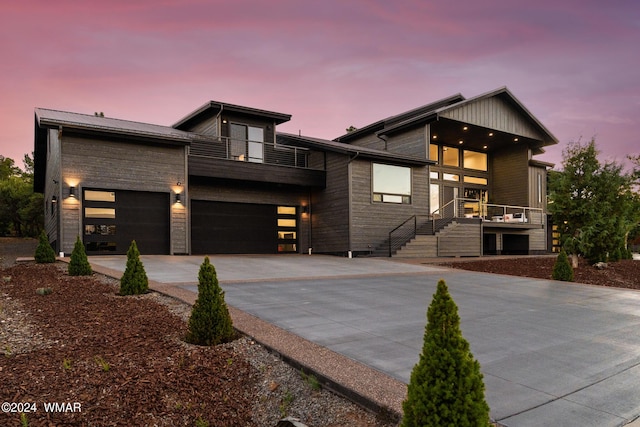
230,123 -> 264,163
463,150 -> 487,171
442,147 -> 459,167
372,163 -> 412,204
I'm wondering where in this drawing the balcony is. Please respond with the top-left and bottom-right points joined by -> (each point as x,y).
188,136 -> 326,188
433,198 -> 544,230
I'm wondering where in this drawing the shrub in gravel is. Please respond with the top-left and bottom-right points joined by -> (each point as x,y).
402,279 -> 490,427
119,240 -> 149,295
552,249 -> 574,282
186,256 -> 234,346
68,236 -> 92,276
34,230 -> 56,263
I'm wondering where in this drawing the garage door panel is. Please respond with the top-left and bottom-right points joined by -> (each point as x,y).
191,201 -> 277,254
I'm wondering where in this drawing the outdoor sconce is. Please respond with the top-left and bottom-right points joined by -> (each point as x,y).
301,205 -> 309,214
51,196 -> 57,204
175,193 -> 182,204
69,186 -> 76,198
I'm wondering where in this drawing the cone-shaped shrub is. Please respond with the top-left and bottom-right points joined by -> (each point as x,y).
34,230 -> 56,263
68,236 -> 92,276
186,256 -> 234,346
119,240 -> 149,295
402,279 -> 490,427
552,249 -> 574,281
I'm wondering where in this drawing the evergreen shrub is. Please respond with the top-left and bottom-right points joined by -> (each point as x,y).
34,230 -> 56,263
68,236 -> 92,276
186,256 -> 235,346
119,240 -> 149,295
552,249 -> 574,282
402,279 -> 490,427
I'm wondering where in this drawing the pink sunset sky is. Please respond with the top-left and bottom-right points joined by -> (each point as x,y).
1,0 -> 638,170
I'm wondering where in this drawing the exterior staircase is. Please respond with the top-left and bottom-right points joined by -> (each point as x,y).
393,220 -> 482,258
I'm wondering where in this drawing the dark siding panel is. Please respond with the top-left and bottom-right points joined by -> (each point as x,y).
490,145 -> 529,206
310,153 -> 350,253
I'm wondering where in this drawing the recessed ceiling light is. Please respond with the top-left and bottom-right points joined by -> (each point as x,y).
458,140 -> 464,144
514,137 -> 519,142
488,132 -> 494,137
432,135 -> 438,139
463,126 -> 468,131
483,145 -> 488,149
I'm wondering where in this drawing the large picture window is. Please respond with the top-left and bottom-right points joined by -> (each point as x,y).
372,163 -> 411,204
443,147 -> 459,167
463,150 -> 487,171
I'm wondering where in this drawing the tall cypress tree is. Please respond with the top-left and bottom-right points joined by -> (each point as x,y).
185,256 -> 234,346
34,230 -> 56,263
68,235 -> 92,276
402,279 -> 490,427
119,240 -> 149,295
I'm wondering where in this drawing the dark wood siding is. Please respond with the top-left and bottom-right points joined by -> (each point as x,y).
349,159 -> 429,253
310,152 -> 350,253
490,145 -> 529,206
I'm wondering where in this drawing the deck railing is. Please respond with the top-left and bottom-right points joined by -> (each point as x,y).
189,136 -> 323,170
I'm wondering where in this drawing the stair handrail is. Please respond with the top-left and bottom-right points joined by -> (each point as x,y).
388,215 -> 417,257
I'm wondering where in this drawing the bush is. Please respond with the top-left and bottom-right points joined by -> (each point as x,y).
68,236 -> 92,276
119,240 -> 148,295
186,256 -> 235,346
552,249 -> 574,281
402,279 -> 490,427
34,230 -> 56,263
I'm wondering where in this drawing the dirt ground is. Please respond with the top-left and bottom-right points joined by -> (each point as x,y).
438,255 -> 640,290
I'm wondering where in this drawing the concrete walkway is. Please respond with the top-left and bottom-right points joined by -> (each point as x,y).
89,254 -> 640,427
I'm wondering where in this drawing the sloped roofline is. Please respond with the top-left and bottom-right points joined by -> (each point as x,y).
334,93 -> 465,142
278,132 -> 432,166
434,86 -> 559,145
173,101 -> 292,129
35,108 -> 193,144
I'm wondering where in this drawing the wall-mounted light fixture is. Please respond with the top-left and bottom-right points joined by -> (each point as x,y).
301,205 -> 309,214
175,193 -> 182,204
69,186 -> 76,198
52,196 -> 58,204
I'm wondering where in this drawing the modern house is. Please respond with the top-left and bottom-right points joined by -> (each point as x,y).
33,87 -> 557,257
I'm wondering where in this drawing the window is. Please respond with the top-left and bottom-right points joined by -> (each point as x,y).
464,176 -> 488,185
277,206 -> 297,253
372,163 -> 412,204
463,150 -> 487,171
429,144 -> 439,162
85,208 -> 115,219
443,147 -> 459,167
430,184 -> 440,214
230,124 -> 264,163
85,190 -> 115,202
443,173 -> 459,182
430,171 -> 439,180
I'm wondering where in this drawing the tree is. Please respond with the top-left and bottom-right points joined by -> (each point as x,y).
552,249 -> 574,281
185,257 -> 235,346
68,236 -> 92,276
119,240 -> 149,295
0,154 -> 43,237
34,230 -> 56,263
548,139 -> 640,265
402,280 -> 490,427
345,125 -> 358,133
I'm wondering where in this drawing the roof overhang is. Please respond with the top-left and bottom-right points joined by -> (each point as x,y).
278,133 -> 433,166
173,101 -> 291,130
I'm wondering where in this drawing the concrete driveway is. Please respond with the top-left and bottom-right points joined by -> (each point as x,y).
90,254 -> 640,427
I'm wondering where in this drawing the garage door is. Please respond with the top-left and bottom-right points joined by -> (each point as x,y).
192,201 -> 291,254
83,189 -> 170,255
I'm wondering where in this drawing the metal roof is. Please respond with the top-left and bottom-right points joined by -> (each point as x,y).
278,132 -> 432,166
35,108 -> 193,143
173,101 -> 291,130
